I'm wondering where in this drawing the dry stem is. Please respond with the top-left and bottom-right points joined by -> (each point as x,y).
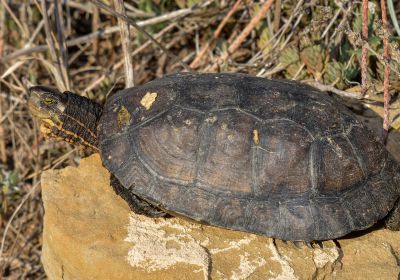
361,0 -> 369,96
54,0 -> 71,90
381,0 -> 390,143
219,0 -> 274,63
114,0 -> 134,88
190,0 -> 242,69
89,0 -> 191,72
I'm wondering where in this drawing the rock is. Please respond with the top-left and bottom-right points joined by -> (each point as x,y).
41,154 -> 400,280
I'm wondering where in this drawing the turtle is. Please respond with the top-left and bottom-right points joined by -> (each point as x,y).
28,72 -> 400,241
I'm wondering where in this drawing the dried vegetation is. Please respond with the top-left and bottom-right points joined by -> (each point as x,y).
0,0 -> 399,278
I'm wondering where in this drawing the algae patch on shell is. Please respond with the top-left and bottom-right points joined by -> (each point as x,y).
117,106 -> 131,128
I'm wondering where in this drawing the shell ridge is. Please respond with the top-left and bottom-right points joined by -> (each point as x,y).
130,109 -> 170,131
250,139 -> 262,197
125,139 -> 160,203
338,196 -> 356,231
277,202 -> 285,239
174,104 -> 205,115
192,111 -> 216,187
131,132 -> 192,187
308,200 -> 320,240
343,133 -> 368,177
264,118 -> 315,140
309,140 -> 320,196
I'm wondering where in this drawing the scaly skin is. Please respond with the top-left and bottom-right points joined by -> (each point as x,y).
385,199 -> 400,230
28,86 -> 100,151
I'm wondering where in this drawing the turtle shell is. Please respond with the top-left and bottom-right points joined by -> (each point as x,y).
98,73 -> 400,241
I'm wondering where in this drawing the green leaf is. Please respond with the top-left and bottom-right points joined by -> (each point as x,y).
286,62 -> 307,80
351,5 -> 376,34
8,170 -> 18,186
2,182 -> 9,195
280,46 -> 300,67
368,36 -> 382,49
257,28 -> 273,55
344,65 -> 359,81
324,60 -> 345,89
300,45 -> 327,78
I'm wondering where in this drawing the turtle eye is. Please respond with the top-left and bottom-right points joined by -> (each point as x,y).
44,97 -> 55,105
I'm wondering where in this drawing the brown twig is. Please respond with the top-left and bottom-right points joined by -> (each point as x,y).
219,0 -> 274,63
89,0 -> 191,72
361,0 -> 369,96
321,5 -> 341,39
346,29 -> 400,76
381,0 -> 390,143
0,4 -> 6,164
83,23 -> 177,94
114,0 -> 134,88
1,7 -> 197,64
0,183 -> 40,268
1,0 -> 26,39
0,3 -> 4,57
250,0 -> 304,74
190,0 -> 242,69
273,0 -> 281,33
91,5 -> 100,55
0,103 -> 5,163
227,1 -> 273,53
54,0 -> 71,90
0,6 -> 198,63
40,0 -> 67,91
311,81 -> 363,100
330,0 -> 353,42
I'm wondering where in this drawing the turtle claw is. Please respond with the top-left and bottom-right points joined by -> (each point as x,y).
304,242 -> 313,248
312,241 -> 324,249
290,241 -> 316,249
281,240 -> 289,246
292,241 -> 303,248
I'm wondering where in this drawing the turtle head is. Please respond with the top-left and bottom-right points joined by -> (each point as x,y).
28,86 -> 68,129
28,86 -> 103,151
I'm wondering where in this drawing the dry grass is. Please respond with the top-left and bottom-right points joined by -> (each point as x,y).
0,0 -> 399,278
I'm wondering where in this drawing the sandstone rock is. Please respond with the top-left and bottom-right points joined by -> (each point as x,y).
41,154 -> 400,280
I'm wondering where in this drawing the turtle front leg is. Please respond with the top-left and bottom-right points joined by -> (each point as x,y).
110,175 -> 168,218
384,198 -> 400,230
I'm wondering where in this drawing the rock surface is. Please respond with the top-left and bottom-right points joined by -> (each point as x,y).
41,154 -> 400,280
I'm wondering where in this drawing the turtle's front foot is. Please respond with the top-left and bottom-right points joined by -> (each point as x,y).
384,198 -> 400,231
110,174 -> 168,218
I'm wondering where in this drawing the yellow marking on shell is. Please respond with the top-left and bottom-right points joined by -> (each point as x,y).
140,92 -> 158,110
117,106 -> 131,128
253,129 -> 259,145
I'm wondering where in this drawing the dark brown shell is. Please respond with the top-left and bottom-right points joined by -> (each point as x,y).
98,73 -> 400,241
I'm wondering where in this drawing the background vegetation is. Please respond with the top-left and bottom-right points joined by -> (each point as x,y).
0,0 -> 399,278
